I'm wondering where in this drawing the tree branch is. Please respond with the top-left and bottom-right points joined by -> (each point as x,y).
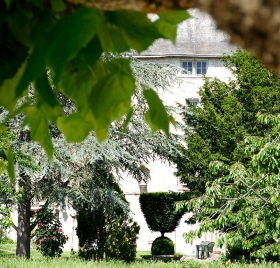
30,223 -> 37,232
66,0 -> 197,12
0,211 -> 17,231
239,178 -> 280,212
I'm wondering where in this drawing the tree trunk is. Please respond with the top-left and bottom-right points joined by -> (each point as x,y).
16,197 -> 31,258
16,175 -> 31,258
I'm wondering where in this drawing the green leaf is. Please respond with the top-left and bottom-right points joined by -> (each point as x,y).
89,71 -> 135,138
97,14 -> 129,52
59,67 -> 95,112
50,0 -> 66,12
121,108 -> 133,133
95,128 -> 108,142
35,73 -> 57,108
57,113 -> 92,143
5,150 -> 14,184
154,10 -> 190,43
0,125 -> 7,134
25,0 -> 45,7
29,9 -> 57,46
77,35 -> 103,66
24,106 -> 53,159
143,89 -> 169,134
89,60 -> 135,140
90,73 -> 134,120
276,218 -> 280,228
169,115 -> 177,126
271,195 -> 278,205
35,73 -> 62,122
0,160 -> 5,173
0,63 -> 26,111
98,11 -> 162,52
16,44 -> 46,98
8,9 -> 33,47
45,7 -> 100,82
4,0 -> 13,9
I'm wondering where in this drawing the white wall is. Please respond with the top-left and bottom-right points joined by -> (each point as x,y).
59,208 -> 79,251
8,205 -> 79,252
139,57 -> 232,105
118,56 -> 233,254
119,160 -> 221,254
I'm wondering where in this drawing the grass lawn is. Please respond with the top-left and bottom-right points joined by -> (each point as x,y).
1,243 -> 280,267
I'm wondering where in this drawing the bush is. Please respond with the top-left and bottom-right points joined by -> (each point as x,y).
0,230 -> 14,244
77,212 -> 139,263
32,204 -> 68,257
77,205 -> 140,263
103,216 -> 140,262
151,236 -> 174,255
76,170 -> 140,263
139,192 -> 191,236
78,248 -> 97,260
218,234 -> 280,262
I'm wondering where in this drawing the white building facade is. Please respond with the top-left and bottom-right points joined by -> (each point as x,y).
119,9 -> 235,255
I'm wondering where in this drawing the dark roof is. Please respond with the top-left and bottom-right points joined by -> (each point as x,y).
140,9 -> 236,57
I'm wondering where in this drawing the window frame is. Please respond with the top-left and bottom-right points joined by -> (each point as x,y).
185,98 -> 199,113
181,59 -> 208,76
196,61 -> 207,75
182,61 -> 193,75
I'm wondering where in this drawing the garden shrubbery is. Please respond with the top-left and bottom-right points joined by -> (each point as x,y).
75,166 -> 140,263
140,192 -> 192,255
77,207 -> 140,262
151,236 -> 174,255
139,192 -> 190,237
32,204 -> 68,257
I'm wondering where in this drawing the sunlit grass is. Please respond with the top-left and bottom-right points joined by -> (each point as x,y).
1,257 -> 280,268
0,243 -> 280,267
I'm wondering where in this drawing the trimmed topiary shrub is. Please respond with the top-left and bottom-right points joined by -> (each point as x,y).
140,192 -> 194,255
151,236 -> 174,255
139,192 -> 191,237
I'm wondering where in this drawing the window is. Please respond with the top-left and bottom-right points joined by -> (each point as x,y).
196,61 -> 207,75
188,99 -> 198,107
182,61 -> 192,74
186,98 -> 199,113
182,61 -> 207,75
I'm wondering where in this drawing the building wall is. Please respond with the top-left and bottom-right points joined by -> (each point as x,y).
8,205 -> 80,252
119,55 -> 233,254
120,161 -> 221,254
59,209 -> 79,251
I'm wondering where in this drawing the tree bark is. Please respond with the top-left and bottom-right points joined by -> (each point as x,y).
66,0 -> 280,74
16,180 -> 31,258
16,131 -> 32,258
66,0 -> 197,11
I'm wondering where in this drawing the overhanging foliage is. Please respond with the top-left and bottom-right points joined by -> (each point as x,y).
0,1 -> 189,169
0,51 -> 185,257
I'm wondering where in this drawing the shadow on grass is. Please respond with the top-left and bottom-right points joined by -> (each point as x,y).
0,249 -> 14,258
